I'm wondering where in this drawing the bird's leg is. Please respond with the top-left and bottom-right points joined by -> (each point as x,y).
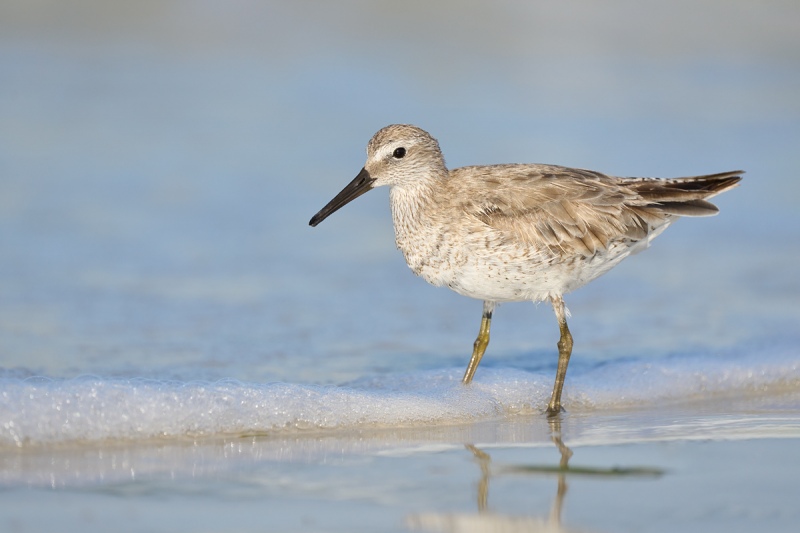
462,301 -> 495,384
546,296 -> 573,415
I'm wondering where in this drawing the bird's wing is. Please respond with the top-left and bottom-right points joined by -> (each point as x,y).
452,165 -> 666,257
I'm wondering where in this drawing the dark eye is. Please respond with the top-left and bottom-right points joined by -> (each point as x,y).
392,147 -> 406,159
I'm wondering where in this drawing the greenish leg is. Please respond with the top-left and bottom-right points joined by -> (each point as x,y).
462,301 -> 495,384
546,296 -> 573,416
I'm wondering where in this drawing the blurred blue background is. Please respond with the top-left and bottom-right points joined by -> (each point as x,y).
1,0 -> 798,384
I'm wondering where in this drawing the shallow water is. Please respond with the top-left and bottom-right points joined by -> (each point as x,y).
1,1 -> 800,531
3,406 -> 800,532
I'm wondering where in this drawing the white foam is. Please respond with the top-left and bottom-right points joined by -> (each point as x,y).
1,343 -> 798,447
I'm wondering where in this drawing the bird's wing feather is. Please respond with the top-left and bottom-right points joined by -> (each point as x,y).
450,165 -> 668,257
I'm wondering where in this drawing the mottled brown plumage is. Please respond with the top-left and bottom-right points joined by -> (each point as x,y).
452,164 -> 741,259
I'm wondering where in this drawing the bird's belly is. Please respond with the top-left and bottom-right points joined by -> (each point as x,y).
413,244 -> 633,303
395,216 -> 638,303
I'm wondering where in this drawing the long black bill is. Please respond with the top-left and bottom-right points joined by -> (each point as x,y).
309,167 -> 375,227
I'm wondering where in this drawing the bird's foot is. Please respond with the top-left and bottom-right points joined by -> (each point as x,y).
544,403 -> 566,418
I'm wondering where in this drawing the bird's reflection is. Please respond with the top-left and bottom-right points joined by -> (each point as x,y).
407,417 -> 662,532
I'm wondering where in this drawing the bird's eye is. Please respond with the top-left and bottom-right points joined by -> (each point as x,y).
392,147 -> 406,159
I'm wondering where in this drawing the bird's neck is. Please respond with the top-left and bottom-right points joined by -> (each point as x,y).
389,177 -> 438,235
388,173 -> 447,277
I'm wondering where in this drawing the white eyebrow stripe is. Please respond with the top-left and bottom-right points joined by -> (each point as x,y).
373,142 -> 399,161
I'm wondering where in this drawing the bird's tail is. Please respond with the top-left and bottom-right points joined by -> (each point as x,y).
632,170 -> 743,217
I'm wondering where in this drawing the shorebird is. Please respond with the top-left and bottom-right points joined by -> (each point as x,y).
309,124 -> 741,415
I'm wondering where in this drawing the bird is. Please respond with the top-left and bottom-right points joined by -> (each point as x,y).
309,124 -> 741,415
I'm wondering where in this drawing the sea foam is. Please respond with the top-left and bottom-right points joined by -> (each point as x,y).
1,342 -> 798,447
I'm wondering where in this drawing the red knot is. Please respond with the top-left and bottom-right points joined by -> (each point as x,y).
310,124 -> 742,415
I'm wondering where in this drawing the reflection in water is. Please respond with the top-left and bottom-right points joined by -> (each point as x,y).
408,418 -> 662,532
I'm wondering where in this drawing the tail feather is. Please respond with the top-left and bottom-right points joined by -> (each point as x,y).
654,199 -> 719,217
630,170 -> 742,217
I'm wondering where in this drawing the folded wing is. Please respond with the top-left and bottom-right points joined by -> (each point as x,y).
454,165 -> 742,258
